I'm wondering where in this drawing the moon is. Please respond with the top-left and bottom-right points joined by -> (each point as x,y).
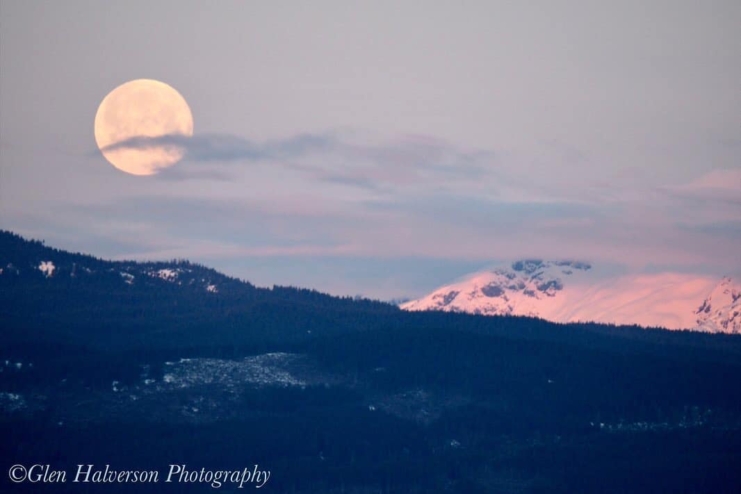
94,79 -> 193,175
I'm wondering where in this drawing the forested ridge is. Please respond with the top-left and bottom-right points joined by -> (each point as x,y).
2,230 -> 741,493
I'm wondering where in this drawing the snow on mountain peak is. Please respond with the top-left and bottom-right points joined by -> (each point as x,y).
402,261 -> 741,334
695,276 -> 741,334
403,260 -> 594,318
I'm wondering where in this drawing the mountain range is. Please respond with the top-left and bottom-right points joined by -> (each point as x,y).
402,259 -> 741,334
2,230 -> 741,493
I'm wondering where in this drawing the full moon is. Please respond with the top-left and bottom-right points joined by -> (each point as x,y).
94,79 -> 193,175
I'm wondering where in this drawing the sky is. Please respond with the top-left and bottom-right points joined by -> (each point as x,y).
1,0 -> 739,300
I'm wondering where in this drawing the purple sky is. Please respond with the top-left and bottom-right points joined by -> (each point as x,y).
1,1 -> 739,299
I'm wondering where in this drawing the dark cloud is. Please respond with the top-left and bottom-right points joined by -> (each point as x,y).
99,132 -> 332,162
98,131 -> 495,189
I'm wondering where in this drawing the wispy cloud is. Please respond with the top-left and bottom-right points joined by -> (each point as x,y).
99,131 -> 496,193
661,168 -> 741,204
99,132 -> 330,162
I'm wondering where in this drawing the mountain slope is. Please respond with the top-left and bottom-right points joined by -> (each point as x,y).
2,232 -> 741,493
0,230 -> 397,350
402,259 -> 741,333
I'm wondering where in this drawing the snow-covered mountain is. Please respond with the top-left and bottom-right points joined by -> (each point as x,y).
401,260 -> 741,334
695,276 -> 741,333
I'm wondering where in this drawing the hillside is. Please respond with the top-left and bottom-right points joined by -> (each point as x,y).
2,231 -> 741,493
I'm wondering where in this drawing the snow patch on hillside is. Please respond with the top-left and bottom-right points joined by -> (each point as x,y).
38,261 -> 55,277
159,353 -> 310,389
0,392 -> 26,412
151,268 -> 179,281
